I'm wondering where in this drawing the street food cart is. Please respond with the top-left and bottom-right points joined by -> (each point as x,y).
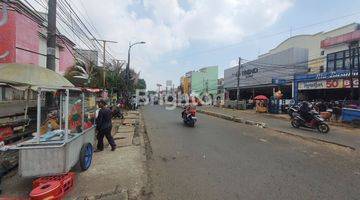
0,64 -> 96,178
16,86 -> 95,177
254,95 -> 268,113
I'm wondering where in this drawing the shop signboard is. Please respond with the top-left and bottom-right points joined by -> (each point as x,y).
325,79 -> 343,89
344,78 -> 359,88
272,78 -> 287,85
298,79 -> 356,90
298,81 -> 326,90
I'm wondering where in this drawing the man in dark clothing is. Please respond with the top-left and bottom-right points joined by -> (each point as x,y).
299,101 -> 312,123
96,100 -> 116,151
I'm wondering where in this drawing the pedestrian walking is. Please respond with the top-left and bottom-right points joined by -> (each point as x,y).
95,99 -> 116,152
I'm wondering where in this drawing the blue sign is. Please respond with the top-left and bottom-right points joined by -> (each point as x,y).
272,78 -> 287,85
295,70 -> 358,82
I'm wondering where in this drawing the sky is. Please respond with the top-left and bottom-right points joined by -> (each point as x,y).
27,0 -> 360,90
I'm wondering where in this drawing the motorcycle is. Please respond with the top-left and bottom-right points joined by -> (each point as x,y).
291,110 -> 330,133
287,103 -> 300,119
181,106 -> 197,127
111,105 -> 124,119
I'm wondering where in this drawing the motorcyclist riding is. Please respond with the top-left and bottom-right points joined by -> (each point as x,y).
182,105 -> 192,118
299,101 -> 312,123
181,105 -> 197,127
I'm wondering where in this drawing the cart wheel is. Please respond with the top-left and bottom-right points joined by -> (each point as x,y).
80,143 -> 93,171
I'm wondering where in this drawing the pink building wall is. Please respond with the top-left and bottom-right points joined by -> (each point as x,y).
15,10 -> 39,65
0,2 -> 75,73
58,39 -> 75,74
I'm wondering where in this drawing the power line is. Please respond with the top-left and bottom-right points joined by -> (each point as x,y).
9,0 -> 106,67
59,0 -> 116,61
152,10 -> 360,65
55,2 -> 115,65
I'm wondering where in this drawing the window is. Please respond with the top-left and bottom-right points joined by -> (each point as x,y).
326,47 -> 360,71
344,57 -> 350,70
336,52 -> 344,59
327,61 -> 335,71
319,66 -> 324,73
336,59 -> 343,70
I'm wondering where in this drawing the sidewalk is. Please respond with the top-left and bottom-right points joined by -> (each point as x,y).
198,106 -> 360,150
0,111 -> 148,200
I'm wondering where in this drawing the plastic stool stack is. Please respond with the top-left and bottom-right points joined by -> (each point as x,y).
30,172 -> 75,200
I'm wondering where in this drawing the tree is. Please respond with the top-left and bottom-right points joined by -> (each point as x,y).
136,79 -> 146,89
106,61 -> 125,98
64,59 -> 103,88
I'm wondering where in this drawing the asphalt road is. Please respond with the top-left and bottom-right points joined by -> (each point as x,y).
143,105 -> 360,200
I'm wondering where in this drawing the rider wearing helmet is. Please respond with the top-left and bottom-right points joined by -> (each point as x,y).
299,101 -> 312,123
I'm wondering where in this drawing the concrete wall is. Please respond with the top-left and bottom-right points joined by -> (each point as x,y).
0,3 -> 74,74
59,42 -> 74,74
224,47 -> 308,89
259,23 -> 359,74
14,11 -> 39,65
191,66 -> 218,97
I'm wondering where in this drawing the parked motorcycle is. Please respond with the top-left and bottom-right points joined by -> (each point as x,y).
181,106 -> 197,127
111,106 -> 124,119
291,110 -> 330,133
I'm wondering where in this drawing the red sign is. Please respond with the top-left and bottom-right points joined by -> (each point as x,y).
326,79 -> 343,89
321,30 -> 360,48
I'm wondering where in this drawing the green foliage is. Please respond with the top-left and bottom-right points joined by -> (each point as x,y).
136,79 -> 146,89
65,59 -> 146,98
64,59 -> 103,88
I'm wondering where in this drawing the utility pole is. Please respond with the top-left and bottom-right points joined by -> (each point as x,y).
349,45 -> 354,100
236,57 -> 241,109
45,0 -> 57,108
93,39 -> 117,88
46,0 -> 57,71
357,45 -> 360,101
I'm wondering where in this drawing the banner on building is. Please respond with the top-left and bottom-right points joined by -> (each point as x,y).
344,79 -> 359,88
299,78 -> 358,90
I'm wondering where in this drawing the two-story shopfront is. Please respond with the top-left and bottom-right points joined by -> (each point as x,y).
294,26 -> 360,102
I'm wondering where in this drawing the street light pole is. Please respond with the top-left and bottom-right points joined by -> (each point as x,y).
126,41 -> 146,84
125,41 -> 146,107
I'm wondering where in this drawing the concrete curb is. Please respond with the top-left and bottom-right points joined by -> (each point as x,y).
197,109 -> 267,128
270,128 -> 356,151
197,109 -> 355,150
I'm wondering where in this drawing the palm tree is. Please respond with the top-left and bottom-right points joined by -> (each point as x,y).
64,59 -> 103,88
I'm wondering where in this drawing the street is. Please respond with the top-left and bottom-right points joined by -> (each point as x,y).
143,105 -> 360,200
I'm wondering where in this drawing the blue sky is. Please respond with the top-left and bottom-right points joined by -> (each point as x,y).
29,0 -> 360,90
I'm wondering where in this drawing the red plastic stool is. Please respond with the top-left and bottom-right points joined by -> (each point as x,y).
30,180 -> 64,200
33,172 -> 75,195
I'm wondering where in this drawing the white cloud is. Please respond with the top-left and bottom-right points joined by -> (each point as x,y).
229,59 -> 238,68
54,0 -> 294,89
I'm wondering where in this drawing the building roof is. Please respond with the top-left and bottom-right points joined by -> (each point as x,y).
259,23 -> 360,58
4,0 -> 44,24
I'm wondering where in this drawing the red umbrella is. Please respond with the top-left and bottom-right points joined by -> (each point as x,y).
254,95 -> 268,100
